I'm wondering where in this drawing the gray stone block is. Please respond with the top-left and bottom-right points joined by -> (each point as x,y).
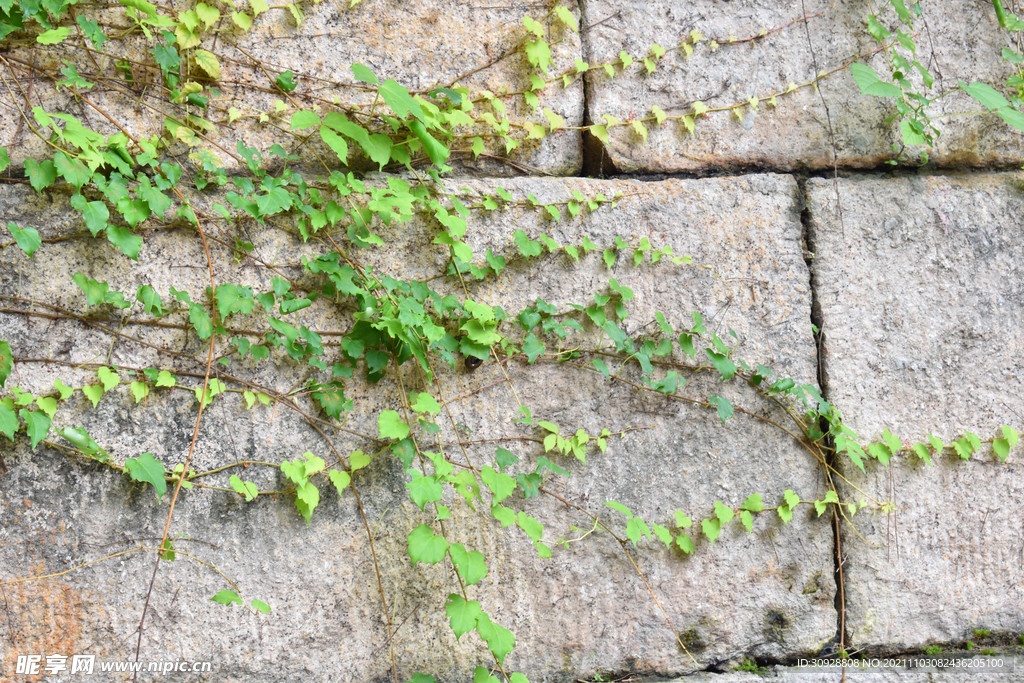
582,0 -> 1024,173
1,174 -> 832,680
807,173 -> 1024,651
0,0 -> 583,176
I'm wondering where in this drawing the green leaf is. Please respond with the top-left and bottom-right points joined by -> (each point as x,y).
378,410 -> 410,440
37,26 -> 72,44
701,517 -> 721,544
406,470 -> 443,510
34,396 -> 56,418
676,532 -> 695,554
867,441 -> 892,465
229,474 -> 258,501
555,5 -> 578,32
73,273 -> 110,306
97,366 -> 120,392
784,489 -> 800,508
714,500 -> 734,525
0,147 -> 8,173
0,341 -> 11,389
850,63 -> 901,97
604,500 -> 633,519
997,107 -> 1024,132
480,465 -> 516,503
900,119 -> 928,146
409,120 -> 449,166
54,152 -> 91,188
81,384 -> 104,408
449,542 -> 487,586
24,159 -> 57,194
494,447 -> 518,472
475,612 -> 515,665
1003,425 -> 1019,449
445,594 -> 482,641
349,449 -> 371,471
294,481 -> 319,524
251,599 -> 271,614
0,404 -> 17,441
912,443 -> 932,466
740,493 -> 763,512
54,379 -> 74,400
59,426 -> 108,461
351,63 -> 378,84
19,409 -> 51,449
106,224 -> 142,259
210,590 -> 243,606
130,381 -> 149,403
705,349 -> 738,380
379,79 -> 425,122
491,503 -> 516,528
68,195 -> 108,237
290,110 -> 321,130
5,222 -> 40,258
124,452 -> 167,499
328,468 -> 351,494
516,511 -> 544,542
411,392 -> 441,415
407,523 -> 449,565
960,80 -> 1010,110
194,49 -> 220,79
155,370 -> 177,387
276,70 -> 297,92
740,510 -> 754,532
625,516 -> 650,545
708,395 -> 733,423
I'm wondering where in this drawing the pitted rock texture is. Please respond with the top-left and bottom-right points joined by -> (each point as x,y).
582,0 -> 1024,173
0,174 -> 835,681
808,173 -> 1024,651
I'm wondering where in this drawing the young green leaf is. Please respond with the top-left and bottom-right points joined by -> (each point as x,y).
210,590 -> 243,606
449,542 -> 487,586
6,222 -> 41,258
328,469 -> 351,494
59,426 -> 108,461
0,341 -> 10,389
229,474 -> 258,501
406,470 -> 443,510
407,523 -> 449,565
445,593 -> 482,640
701,517 -> 721,544
475,612 -> 515,665
124,452 -> 167,499
379,410 -> 410,440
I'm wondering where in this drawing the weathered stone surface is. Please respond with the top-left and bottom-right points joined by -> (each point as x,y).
0,174 -> 834,681
808,173 -> 1024,651
582,0 -> 1024,173
0,0 -> 583,176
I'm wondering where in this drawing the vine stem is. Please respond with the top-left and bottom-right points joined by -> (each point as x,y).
537,487 -> 696,666
131,188 -> 218,679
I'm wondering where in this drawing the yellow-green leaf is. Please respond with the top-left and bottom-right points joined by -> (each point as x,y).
194,50 -> 221,80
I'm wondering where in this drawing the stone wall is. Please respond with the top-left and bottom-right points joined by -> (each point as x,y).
1,0 -> 1023,681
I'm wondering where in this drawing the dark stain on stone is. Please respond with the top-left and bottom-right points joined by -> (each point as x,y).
764,609 -> 789,643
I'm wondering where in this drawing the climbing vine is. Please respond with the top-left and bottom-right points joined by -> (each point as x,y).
0,0 -> 1021,681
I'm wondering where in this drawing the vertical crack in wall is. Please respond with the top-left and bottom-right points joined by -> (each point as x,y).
798,175 -> 846,656
577,0 -> 609,178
